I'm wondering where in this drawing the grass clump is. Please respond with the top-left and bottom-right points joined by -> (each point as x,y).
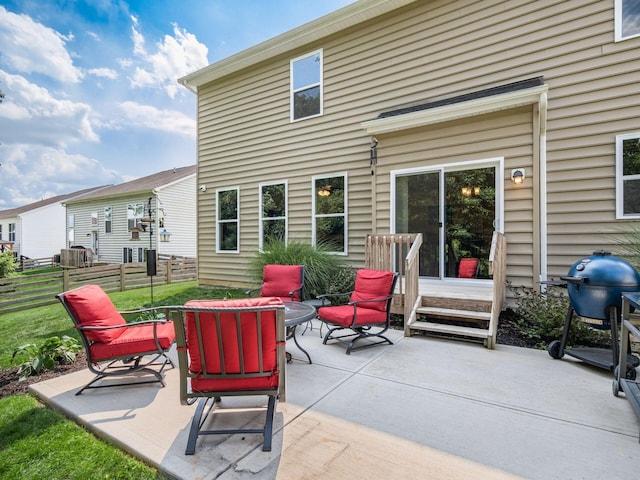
248,239 -> 355,299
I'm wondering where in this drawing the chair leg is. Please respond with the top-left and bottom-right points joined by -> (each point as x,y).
262,395 -> 276,452
185,397 -> 216,455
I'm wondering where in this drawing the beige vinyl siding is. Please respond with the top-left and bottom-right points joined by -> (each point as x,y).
194,0 -> 640,288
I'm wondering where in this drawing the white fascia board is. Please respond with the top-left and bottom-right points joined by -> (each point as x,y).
178,0 -> 417,91
361,85 -> 549,135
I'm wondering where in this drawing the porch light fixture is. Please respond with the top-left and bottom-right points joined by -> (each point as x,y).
511,168 -> 525,184
160,229 -> 171,242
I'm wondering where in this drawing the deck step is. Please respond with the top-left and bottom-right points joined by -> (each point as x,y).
408,320 -> 491,339
416,306 -> 491,322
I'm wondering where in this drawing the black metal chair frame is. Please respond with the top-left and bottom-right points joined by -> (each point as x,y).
317,273 -> 398,355
57,290 -> 175,395
171,304 -> 286,454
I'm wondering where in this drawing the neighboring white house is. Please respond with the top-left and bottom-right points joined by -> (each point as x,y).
62,166 -> 197,263
0,186 -> 108,259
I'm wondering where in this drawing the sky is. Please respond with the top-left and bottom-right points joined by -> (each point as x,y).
0,0 -> 355,210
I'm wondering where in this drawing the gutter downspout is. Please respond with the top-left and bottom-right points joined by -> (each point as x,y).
539,92 -> 548,290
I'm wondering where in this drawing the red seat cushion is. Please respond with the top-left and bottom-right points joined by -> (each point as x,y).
89,321 -> 176,361
184,297 -> 282,392
261,264 -> 303,301
317,305 -> 388,326
458,258 -> 479,278
349,269 -> 395,311
62,285 -> 127,343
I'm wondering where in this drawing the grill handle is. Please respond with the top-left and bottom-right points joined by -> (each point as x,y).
560,275 -> 588,285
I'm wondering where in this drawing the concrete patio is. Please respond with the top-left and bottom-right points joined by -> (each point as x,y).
29,320 -> 640,479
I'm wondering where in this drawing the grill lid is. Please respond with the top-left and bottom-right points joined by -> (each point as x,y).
565,250 -> 640,287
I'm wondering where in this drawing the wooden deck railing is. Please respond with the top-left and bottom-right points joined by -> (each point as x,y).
364,233 -> 422,323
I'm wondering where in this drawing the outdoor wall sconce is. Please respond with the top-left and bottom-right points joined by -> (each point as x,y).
160,229 -> 172,242
370,137 -> 378,166
511,168 -> 525,184
199,184 -> 207,192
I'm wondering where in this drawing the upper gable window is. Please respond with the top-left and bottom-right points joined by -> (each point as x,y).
615,0 -> 640,41
291,50 -> 323,121
616,133 -> 640,218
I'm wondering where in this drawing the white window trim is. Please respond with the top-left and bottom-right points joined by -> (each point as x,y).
312,172 -> 348,255
216,186 -> 240,254
259,180 -> 288,250
615,0 -> 640,42
290,49 -> 323,122
104,207 -> 112,234
616,132 -> 640,219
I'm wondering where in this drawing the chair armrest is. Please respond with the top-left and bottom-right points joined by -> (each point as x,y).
245,286 -> 262,297
77,318 -> 170,331
316,291 -> 353,300
288,284 -> 304,299
348,295 -> 393,306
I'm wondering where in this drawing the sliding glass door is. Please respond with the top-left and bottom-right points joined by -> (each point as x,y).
394,162 -> 499,280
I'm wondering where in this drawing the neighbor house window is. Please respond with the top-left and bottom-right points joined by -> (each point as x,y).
260,182 -> 287,249
127,203 -> 144,230
217,187 -> 239,253
313,173 -> 347,254
123,247 -> 132,263
67,214 -> 74,244
104,207 -> 112,234
8,223 -> 15,242
91,212 -> 98,226
0,225 -> 3,240
291,50 -> 322,121
616,133 -> 640,218
616,0 -> 640,41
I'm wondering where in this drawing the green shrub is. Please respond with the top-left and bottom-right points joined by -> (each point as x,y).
510,285 -> 610,349
0,251 -> 17,278
248,239 -> 355,300
11,335 -> 82,380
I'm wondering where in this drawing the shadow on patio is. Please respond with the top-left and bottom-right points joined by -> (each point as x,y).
29,320 -> 639,479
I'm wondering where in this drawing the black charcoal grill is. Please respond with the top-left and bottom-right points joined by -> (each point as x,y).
547,250 -> 640,378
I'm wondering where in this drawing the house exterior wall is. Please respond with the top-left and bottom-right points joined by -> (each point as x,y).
192,0 -> 640,289
156,176 -> 197,257
20,204 -> 67,258
0,216 -> 19,254
66,195 -> 158,263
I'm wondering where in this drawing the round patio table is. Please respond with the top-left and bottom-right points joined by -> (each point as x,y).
284,301 -> 316,364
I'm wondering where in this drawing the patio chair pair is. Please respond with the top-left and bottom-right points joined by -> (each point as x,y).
57,285 -> 286,453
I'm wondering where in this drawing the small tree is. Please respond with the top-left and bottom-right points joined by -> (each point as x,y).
0,251 -> 17,278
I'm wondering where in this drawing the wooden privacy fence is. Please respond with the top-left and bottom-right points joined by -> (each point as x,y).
0,257 -> 197,315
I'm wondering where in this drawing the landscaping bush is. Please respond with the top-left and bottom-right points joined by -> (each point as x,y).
510,285 -> 610,349
248,239 -> 355,300
0,251 -> 17,278
12,336 -> 82,380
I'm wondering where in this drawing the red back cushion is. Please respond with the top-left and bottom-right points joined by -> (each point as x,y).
184,297 -> 282,377
261,264 -> 303,301
349,269 -> 395,311
62,285 -> 126,343
458,258 -> 479,278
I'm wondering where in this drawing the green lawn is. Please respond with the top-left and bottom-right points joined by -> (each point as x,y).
0,281 -> 245,479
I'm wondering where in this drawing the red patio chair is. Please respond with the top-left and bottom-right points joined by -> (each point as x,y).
316,269 -> 398,355
172,297 -> 286,454
56,284 -> 176,395
246,264 -> 304,302
458,258 -> 479,278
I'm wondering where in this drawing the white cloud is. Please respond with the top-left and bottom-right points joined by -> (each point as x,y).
129,21 -> 208,98
0,6 -> 83,83
117,101 -> 195,137
0,144 -> 121,208
0,70 -> 98,146
88,68 -> 118,79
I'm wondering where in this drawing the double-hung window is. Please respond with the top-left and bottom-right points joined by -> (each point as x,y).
0,225 -> 2,240
616,133 -> 640,218
615,0 -> 640,41
127,203 -> 144,230
8,223 -> 15,242
291,50 -> 322,121
217,187 -> 239,253
260,182 -> 287,249
313,173 -> 347,254
104,207 -> 112,234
